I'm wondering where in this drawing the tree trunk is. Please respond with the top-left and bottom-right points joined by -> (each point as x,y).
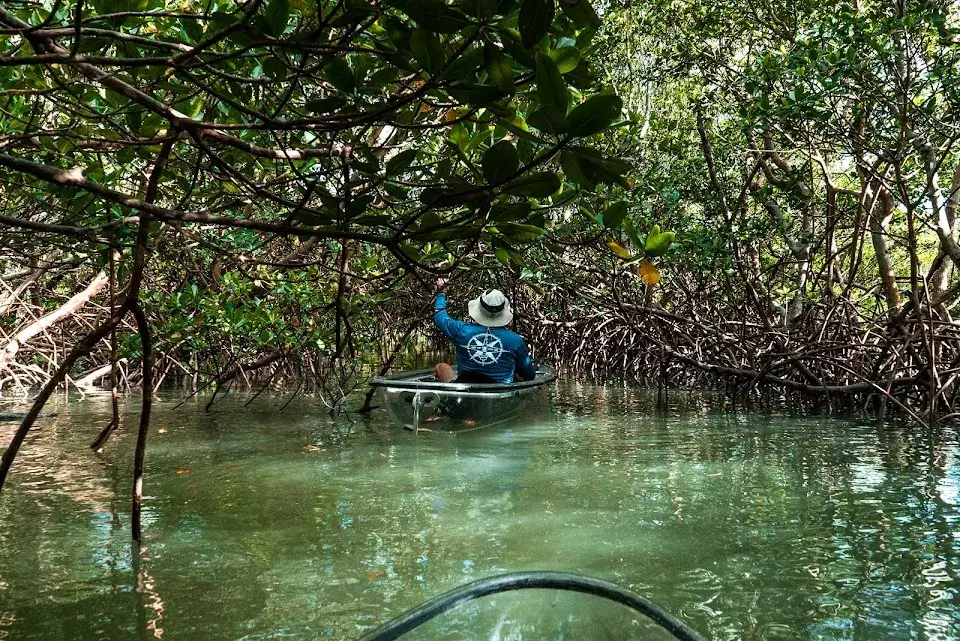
130,303 -> 153,542
76,359 -> 128,388
929,159 -> 960,304
744,242 -> 784,324
824,185 -> 845,291
872,186 -> 902,318
787,202 -> 814,326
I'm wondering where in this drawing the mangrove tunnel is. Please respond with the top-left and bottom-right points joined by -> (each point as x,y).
2,0 -> 960,637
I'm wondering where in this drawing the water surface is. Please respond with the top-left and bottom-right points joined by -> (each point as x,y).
0,384 -> 958,640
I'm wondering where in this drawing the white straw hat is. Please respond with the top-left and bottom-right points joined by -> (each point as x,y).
467,289 -> 513,327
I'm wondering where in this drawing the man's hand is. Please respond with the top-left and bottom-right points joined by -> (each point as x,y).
435,278 -> 448,294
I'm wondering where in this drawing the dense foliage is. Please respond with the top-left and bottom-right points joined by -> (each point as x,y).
0,0 -> 653,384
4,0 -> 960,425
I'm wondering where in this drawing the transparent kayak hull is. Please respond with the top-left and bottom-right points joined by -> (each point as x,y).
369,364 -> 556,432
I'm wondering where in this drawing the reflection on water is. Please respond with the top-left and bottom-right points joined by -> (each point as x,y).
0,384 -> 959,640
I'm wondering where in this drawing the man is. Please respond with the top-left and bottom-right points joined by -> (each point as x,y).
433,279 -> 537,384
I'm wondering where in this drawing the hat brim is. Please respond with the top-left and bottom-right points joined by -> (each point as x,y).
468,297 -> 513,327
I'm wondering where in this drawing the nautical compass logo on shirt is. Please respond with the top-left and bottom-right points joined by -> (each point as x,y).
465,332 -> 505,365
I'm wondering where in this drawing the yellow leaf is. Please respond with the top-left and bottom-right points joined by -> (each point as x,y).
607,240 -> 631,259
639,259 -> 661,286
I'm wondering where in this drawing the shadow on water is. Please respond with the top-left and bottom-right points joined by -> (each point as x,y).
0,382 -> 959,640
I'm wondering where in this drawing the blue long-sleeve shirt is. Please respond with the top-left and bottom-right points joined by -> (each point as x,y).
433,293 -> 537,383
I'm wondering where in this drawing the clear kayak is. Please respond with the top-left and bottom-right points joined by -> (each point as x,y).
369,363 -> 556,432
357,571 -> 706,641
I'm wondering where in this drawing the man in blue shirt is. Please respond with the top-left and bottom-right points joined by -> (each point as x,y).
433,279 -> 537,384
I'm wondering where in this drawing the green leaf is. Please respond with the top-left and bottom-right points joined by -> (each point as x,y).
182,18 -> 204,43
558,0 -> 599,28
623,219 -> 643,249
369,66 -> 402,88
419,184 -> 476,208
519,0 -> 555,48
498,28 -> 536,68
499,222 -> 545,242
116,146 -> 135,165
484,44 -> 514,92
293,211 -> 335,226
591,160 -> 632,187
345,0 -> 377,15
354,157 -> 381,175
353,213 -> 393,225
535,52 -> 567,114
547,46 -> 580,73
384,182 -> 409,200
396,0 -> 471,33
305,95 -> 347,114
645,230 -> 675,257
125,109 -> 142,135
506,247 -> 528,268
495,246 -> 512,267
263,55 -> 288,79
444,46 -> 485,80
419,211 -> 443,231
265,0 -> 290,36
459,0 -> 498,19
386,149 -> 417,175
139,114 -> 167,138
527,106 -> 568,133
323,59 -> 356,93
567,146 -> 631,187
482,140 -> 520,183
448,83 -> 505,105
411,27 -> 445,74
504,172 -> 560,197
560,149 -> 595,188
567,93 -> 622,137
601,201 -> 627,229
491,201 -> 532,221
599,157 -> 632,175
400,242 -> 425,262
382,15 -> 412,49
346,193 -> 375,218
565,59 -> 595,89
422,226 -> 481,241
485,103 -> 516,119
449,123 -> 470,149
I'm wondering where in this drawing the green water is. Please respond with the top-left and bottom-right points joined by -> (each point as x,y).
0,384 -> 959,640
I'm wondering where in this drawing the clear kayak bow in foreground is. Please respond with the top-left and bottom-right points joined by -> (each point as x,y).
357,571 -> 707,641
